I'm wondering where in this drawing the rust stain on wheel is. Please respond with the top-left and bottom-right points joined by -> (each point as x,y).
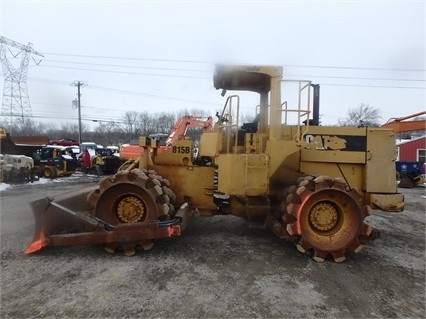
309,202 -> 339,232
85,168 -> 176,255
285,175 -> 372,262
116,195 -> 146,223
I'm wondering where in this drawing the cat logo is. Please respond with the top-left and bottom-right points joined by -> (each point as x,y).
304,134 -> 347,150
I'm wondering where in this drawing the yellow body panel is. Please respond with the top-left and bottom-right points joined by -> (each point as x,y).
365,128 -> 398,193
301,126 -> 367,143
152,165 -> 216,214
266,139 -> 301,185
154,140 -> 193,166
299,126 -> 367,165
300,162 -> 365,190
217,154 -> 269,196
301,149 -> 365,164
198,132 -> 222,157
245,133 -> 268,154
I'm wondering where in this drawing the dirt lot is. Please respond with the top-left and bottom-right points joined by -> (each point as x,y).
1,173 -> 425,318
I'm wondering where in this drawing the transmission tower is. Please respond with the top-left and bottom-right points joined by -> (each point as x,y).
0,36 -> 44,125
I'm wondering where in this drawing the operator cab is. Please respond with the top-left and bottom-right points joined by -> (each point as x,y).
149,133 -> 168,146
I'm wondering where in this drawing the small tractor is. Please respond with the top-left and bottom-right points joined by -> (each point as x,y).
25,65 -> 404,262
91,148 -> 121,175
33,145 -> 77,178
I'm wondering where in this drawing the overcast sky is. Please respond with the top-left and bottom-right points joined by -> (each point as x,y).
0,0 -> 425,129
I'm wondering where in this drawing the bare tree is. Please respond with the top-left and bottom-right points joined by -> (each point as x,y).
23,119 -> 43,135
92,121 -> 125,146
176,108 -> 210,119
137,111 -> 151,135
122,111 -> 140,140
58,123 -> 80,140
338,103 -> 382,127
43,123 -> 59,136
152,112 -> 176,134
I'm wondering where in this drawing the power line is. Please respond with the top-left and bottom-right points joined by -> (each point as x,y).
287,74 -> 425,82
33,65 -> 426,87
37,60 -> 425,83
26,77 -> 219,106
42,52 -> 212,64
28,74 -> 426,93
2,113 -> 77,121
41,52 -> 426,72
283,64 -> 426,72
43,59 -> 210,73
88,85 -> 219,106
27,76 -> 71,86
317,83 -> 425,89
37,64 -> 210,79
0,112 -> 122,123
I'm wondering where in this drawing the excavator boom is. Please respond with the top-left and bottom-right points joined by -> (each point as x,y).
165,115 -> 213,146
381,111 -> 426,133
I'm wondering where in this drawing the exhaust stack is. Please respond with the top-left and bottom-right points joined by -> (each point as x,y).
311,84 -> 320,126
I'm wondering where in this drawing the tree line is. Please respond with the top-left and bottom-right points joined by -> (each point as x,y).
2,104 -> 399,147
1,107 -> 255,147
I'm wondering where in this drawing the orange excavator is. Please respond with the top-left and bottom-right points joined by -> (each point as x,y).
119,115 -> 213,164
164,115 -> 213,147
381,111 -> 426,188
381,111 -> 426,133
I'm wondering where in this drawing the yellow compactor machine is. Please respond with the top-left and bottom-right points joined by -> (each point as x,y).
25,65 -> 404,262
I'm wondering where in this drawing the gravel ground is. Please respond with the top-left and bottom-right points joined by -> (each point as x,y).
1,173 -> 425,318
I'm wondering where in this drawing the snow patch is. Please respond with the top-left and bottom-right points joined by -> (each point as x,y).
0,182 -> 11,192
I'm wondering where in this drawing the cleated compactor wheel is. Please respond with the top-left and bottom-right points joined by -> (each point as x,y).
284,175 -> 373,262
87,168 -> 176,256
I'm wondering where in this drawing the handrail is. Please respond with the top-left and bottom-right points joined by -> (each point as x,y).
217,95 -> 240,153
277,80 -> 311,144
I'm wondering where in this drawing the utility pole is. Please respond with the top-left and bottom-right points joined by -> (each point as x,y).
71,81 -> 86,144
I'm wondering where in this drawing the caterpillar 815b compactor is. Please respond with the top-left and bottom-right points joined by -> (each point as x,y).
25,65 -> 404,262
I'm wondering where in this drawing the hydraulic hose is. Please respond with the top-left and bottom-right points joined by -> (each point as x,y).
157,217 -> 182,227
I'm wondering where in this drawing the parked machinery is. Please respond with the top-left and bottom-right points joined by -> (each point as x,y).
33,145 -> 77,178
25,65 -> 404,262
381,111 -> 426,188
119,117 -> 213,162
0,128 -> 36,183
92,148 -> 121,175
0,154 -> 35,183
395,161 -> 424,188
